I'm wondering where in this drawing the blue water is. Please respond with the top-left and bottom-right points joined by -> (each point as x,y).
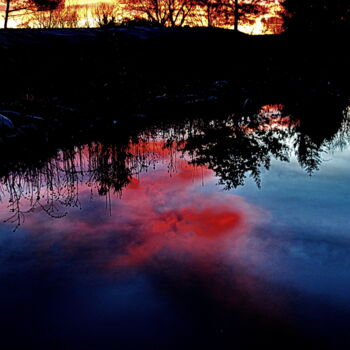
1,117 -> 350,349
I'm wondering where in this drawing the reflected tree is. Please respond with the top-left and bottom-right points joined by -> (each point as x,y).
1,102 -> 349,230
183,111 -> 292,189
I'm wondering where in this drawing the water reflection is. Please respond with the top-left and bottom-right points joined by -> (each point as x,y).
1,30 -> 350,347
1,101 -> 350,349
1,104 -> 349,229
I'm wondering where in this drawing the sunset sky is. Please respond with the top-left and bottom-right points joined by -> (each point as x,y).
1,0 -> 283,34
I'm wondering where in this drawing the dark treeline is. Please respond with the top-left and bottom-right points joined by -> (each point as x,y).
283,0 -> 350,37
2,0 -> 349,35
0,27 -> 348,119
2,0 -> 280,31
0,0 -> 348,113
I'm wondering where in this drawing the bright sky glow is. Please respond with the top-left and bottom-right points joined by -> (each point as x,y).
1,0 -> 283,34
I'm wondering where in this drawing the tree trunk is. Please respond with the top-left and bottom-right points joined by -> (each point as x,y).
207,7 -> 211,27
4,0 -> 11,29
234,0 -> 239,31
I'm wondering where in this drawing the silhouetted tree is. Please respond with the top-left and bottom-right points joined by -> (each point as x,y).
93,2 -> 121,28
217,0 -> 275,31
22,2 -> 79,28
124,0 -> 197,27
195,0 -> 224,27
282,0 -> 350,36
2,0 -> 62,28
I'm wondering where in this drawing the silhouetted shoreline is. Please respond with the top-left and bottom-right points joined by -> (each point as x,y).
1,27 -> 348,124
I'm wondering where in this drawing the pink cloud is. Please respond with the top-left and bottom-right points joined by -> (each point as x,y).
0,139 -> 270,309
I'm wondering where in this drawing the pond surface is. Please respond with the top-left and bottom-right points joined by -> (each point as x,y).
1,106 -> 350,349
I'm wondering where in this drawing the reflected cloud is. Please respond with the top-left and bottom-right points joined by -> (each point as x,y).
10,146 -> 267,310
1,103 -> 349,231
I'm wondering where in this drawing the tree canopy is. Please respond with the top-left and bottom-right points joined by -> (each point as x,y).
2,0 -> 63,28
282,0 -> 350,36
123,0 -> 278,30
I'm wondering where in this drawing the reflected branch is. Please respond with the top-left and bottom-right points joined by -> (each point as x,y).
0,103 -> 349,230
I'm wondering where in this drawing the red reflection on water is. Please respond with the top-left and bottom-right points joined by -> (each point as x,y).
5,139 -> 268,307
18,139 -> 256,261
104,140 -> 251,268
110,204 -> 245,268
172,207 -> 241,238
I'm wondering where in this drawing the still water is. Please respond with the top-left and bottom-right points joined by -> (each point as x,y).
1,106 -> 350,349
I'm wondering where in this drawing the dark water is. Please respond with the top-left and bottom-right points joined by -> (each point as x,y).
1,105 -> 350,349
